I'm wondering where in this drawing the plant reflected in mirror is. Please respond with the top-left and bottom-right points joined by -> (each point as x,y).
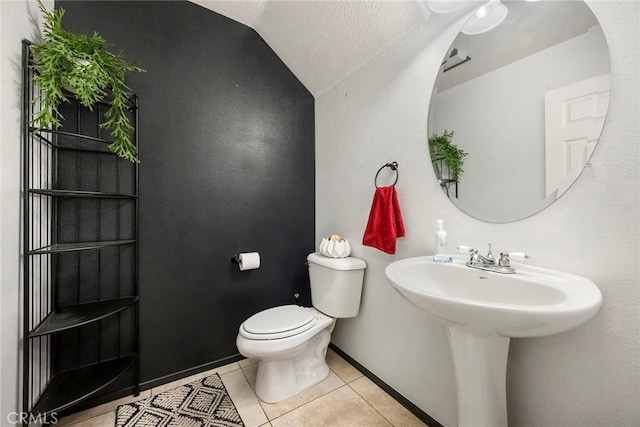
428,130 -> 468,182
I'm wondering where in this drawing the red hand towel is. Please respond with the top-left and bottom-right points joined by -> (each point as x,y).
362,185 -> 406,254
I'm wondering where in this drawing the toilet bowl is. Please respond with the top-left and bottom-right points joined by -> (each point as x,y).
236,305 -> 335,403
236,252 -> 366,403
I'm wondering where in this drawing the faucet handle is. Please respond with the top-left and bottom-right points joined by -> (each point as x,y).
499,252 -> 530,266
457,245 -> 474,253
507,252 -> 530,262
498,252 -> 511,268
457,245 -> 479,263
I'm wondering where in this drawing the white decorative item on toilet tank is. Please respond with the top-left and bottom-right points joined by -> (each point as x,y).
319,235 -> 352,258
236,252 -> 366,403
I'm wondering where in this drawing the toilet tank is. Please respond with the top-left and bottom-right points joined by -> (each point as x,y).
307,252 -> 367,318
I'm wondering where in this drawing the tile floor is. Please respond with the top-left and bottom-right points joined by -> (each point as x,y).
57,349 -> 428,427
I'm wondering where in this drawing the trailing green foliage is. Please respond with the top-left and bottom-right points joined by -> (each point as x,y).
30,1 -> 145,162
428,130 -> 468,182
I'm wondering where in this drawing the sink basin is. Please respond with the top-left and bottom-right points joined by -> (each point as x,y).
385,256 -> 602,427
385,256 -> 602,337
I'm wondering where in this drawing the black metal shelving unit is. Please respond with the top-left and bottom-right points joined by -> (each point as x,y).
21,40 -> 140,421
432,156 -> 459,199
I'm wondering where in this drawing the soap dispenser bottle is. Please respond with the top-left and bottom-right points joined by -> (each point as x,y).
433,219 -> 453,263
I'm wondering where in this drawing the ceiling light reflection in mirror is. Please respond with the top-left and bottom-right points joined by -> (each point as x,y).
427,0 -> 473,14
461,0 -> 508,35
427,1 -> 611,223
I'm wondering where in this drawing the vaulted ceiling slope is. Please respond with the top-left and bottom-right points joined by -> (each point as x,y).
191,0 -> 474,97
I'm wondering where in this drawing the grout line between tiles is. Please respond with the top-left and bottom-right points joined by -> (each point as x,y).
241,363 -> 349,423
347,380 -> 399,427
237,363 -> 270,424
267,384 -> 352,425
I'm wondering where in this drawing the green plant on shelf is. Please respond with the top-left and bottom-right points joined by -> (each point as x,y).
428,130 -> 468,182
30,0 -> 145,162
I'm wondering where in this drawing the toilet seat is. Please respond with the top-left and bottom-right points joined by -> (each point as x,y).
240,305 -> 316,340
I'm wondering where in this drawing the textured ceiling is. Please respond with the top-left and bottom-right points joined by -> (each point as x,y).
190,1 -> 599,97
191,0 -> 479,96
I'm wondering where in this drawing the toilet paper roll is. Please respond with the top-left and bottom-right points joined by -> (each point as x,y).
238,252 -> 260,271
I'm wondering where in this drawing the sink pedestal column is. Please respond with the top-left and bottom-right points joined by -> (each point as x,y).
447,326 -> 510,427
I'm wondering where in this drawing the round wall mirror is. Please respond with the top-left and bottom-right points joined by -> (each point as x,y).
427,0 -> 611,223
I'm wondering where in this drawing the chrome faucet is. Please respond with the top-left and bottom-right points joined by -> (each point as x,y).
475,243 -> 496,264
458,244 -> 529,274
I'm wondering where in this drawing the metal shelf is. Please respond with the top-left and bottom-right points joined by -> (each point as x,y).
432,157 -> 459,199
29,127 -> 113,145
30,130 -> 116,154
30,356 -> 137,417
29,298 -> 138,338
28,240 -> 137,255
29,189 -> 137,199
22,39 -> 140,420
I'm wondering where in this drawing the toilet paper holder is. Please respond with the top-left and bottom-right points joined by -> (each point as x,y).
231,252 -> 261,271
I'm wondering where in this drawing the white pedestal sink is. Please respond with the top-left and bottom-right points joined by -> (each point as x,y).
385,256 -> 602,427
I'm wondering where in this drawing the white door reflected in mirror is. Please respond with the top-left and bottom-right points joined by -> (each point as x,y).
544,73 -> 611,198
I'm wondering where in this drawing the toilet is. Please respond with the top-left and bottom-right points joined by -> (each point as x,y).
236,252 -> 366,403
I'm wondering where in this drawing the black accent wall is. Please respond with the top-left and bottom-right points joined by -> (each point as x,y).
57,0 -> 315,387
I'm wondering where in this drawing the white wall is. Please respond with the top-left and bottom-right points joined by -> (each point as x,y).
431,26 -> 610,223
316,1 -> 639,426
0,0 -> 49,421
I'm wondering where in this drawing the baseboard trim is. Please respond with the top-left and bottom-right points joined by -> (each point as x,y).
329,343 -> 444,427
140,353 -> 245,390
58,353 -> 246,418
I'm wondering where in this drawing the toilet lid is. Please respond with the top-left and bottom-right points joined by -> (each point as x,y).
241,305 -> 316,339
